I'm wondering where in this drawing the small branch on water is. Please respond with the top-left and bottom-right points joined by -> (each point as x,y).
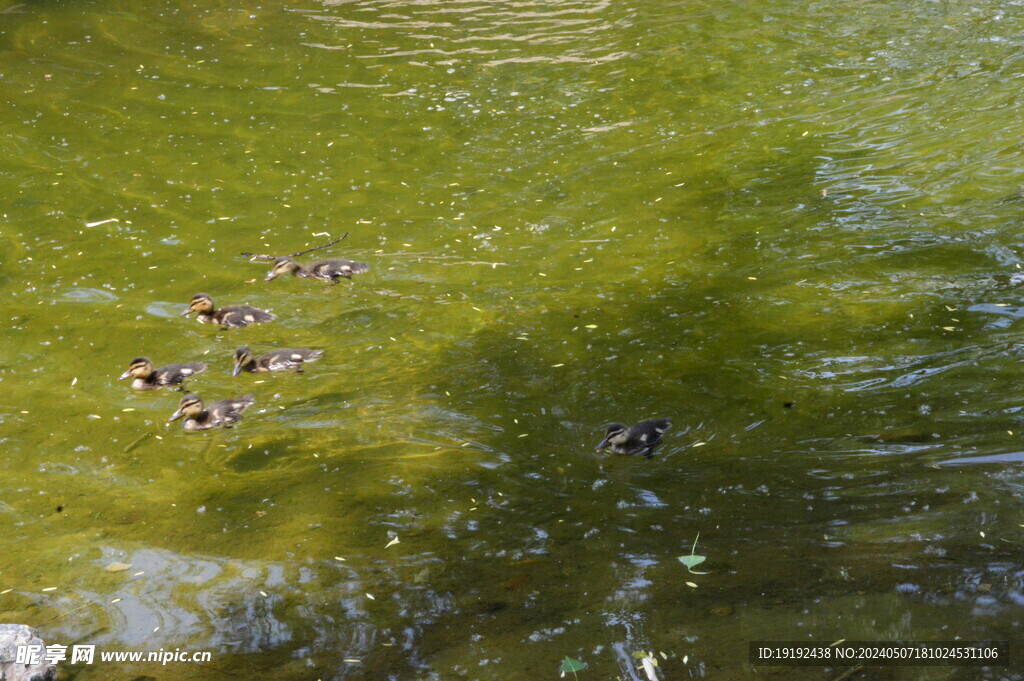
122,431 -> 153,454
832,664 -> 864,681
241,232 -> 349,261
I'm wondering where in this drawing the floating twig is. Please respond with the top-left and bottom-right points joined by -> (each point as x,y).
242,233 -> 349,261
122,432 -> 153,454
832,664 -> 864,681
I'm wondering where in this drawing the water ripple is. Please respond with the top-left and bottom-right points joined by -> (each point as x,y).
311,0 -> 628,67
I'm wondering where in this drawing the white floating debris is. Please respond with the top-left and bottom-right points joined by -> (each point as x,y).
641,656 -> 659,681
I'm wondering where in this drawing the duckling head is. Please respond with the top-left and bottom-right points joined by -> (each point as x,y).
265,257 -> 301,281
596,423 -> 628,451
168,393 -> 205,422
119,357 -> 154,381
232,346 -> 255,376
181,293 -> 214,317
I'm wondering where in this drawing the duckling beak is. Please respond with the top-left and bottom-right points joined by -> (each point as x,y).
168,408 -> 184,422
232,362 -> 243,377
264,270 -> 279,282
179,306 -> 193,317
596,437 -> 611,451
118,371 -> 131,380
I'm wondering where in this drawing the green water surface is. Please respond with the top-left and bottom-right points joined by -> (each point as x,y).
2,0 -> 1024,679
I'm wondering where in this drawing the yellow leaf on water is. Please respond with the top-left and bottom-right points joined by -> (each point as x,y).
105,562 -> 132,573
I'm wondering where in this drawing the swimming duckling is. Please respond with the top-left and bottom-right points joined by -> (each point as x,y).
232,346 -> 324,376
168,393 -> 255,431
180,293 -> 275,328
264,256 -> 369,284
119,357 -> 208,390
597,418 -> 672,456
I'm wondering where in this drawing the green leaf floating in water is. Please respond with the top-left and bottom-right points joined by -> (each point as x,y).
678,554 -> 706,569
678,532 -> 710,575
560,656 -> 586,676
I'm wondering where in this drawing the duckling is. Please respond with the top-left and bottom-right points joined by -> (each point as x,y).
232,346 -> 324,376
264,256 -> 369,284
118,357 -> 208,390
168,393 -> 255,431
180,293 -> 275,328
596,418 -> 672,456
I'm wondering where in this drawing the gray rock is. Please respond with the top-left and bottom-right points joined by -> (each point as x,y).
0,624 -> 56,681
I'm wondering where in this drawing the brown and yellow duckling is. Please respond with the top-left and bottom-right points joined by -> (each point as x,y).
597,418 -> 672,457
264,256 -> 369,284
232,346 -> 324,376
119,357 -> 208,390
168,392 -> 255,431
180,293 -> 275,328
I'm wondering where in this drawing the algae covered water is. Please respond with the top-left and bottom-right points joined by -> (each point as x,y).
2,0 -> 1024,678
